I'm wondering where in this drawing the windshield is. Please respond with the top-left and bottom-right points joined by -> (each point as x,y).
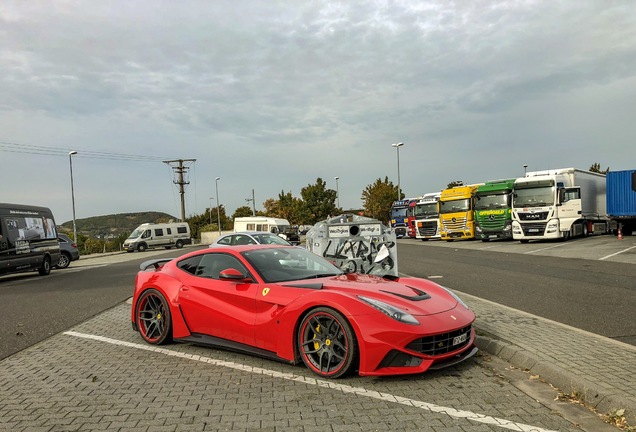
513,186 -> 555,207
415,202 -> 438,217
242,247 -> 343,283
127,229 -> 144,239
439,198 -> 471,214
391,207 -> 408,219
475,193 -> 511,210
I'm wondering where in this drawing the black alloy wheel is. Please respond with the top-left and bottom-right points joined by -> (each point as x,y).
298,307 -> 357,379
136,289 -> 172,345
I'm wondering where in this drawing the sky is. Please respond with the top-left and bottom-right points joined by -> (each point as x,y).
1,0 -> 635,225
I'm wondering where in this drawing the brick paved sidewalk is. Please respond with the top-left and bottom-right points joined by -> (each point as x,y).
463,292 -> 636,425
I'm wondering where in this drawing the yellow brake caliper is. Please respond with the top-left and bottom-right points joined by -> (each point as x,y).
313,324 -> 321,350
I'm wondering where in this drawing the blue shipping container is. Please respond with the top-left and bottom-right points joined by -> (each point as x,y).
606,170 -> 636,217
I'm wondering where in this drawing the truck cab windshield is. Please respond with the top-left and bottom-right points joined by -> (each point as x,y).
513,187 -> 555,207
475,193 -> 511,210
439,198 -> 471,214
416,203 -> 438,217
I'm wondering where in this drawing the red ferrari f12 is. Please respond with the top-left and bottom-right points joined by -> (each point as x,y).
131,245 -> 477,378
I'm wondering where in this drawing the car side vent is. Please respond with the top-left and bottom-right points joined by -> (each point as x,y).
380,286 -> 431,301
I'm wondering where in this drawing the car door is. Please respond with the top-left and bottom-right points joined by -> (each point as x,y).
177,252 -> 261,345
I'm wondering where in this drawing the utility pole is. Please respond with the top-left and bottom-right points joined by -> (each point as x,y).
163,159 -> 196,222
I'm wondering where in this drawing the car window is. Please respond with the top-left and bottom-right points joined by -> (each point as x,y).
234,235 -> 256,245
195,253 -> 249,280
217,236 -> 232,245
253,234 -> 289,245
178,255 -> 203,275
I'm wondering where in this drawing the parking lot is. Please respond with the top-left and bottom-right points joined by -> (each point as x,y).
399,234 -> 636,264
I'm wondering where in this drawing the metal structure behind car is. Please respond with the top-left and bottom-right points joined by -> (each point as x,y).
56,234 -> 80,269
210,231 -> 292,247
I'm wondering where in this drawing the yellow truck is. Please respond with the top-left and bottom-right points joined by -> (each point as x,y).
439,184 -> 481,241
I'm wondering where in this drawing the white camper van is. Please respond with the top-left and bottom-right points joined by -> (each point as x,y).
233,217 -> 300,244
123,222 -> 192,252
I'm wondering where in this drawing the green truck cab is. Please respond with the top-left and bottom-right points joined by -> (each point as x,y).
474,179 -> 515,241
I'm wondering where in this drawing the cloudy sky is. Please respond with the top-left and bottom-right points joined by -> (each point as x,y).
1,1 -> 635,225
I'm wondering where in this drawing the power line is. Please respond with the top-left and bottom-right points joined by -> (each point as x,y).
0,141 -> 170,162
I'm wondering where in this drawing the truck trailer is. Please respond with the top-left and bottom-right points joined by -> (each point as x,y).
511,168 -> 608,242
414,192 -> 441,241
606,170 -> 636,236
474,179 -> 515,241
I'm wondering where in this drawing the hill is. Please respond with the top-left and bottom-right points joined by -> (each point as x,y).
59,211 -> 177,238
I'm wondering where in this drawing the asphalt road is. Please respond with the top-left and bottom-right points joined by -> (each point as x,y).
396,236 -> 636,346
0,247 -> 196,360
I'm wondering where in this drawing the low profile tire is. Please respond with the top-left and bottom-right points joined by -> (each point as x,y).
38,256 -> 52,276
135,289 -> 172,345
137,243 -> 147,252
175,240 -> 184,249
56,252 -> 71,269
298,307 -> 358,379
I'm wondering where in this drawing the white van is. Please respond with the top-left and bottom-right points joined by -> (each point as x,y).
233,217 -> 299,244
123,222 -> 191,252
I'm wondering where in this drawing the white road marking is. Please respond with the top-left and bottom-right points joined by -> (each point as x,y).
523,243 -> 569,254
599,245 -> 636,261
427,275 -> 444,279
64,330 -> 558,432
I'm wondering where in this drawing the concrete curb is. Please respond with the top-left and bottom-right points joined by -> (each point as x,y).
475,333 -> 636,425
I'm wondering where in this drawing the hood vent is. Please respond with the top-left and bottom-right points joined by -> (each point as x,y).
380,286 -> 431,302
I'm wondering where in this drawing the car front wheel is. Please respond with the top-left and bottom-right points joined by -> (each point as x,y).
298,307 -> 357,378
135,289 -> 172,345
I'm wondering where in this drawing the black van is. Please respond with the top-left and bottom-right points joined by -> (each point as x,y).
0,203 -> 61,277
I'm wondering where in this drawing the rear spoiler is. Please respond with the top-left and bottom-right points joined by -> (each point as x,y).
139,258 -> 173,271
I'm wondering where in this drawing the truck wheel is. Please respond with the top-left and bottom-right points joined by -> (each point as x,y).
175,240 -> 184,249
137,243 -> 147,252
38,256 -> 52,276
582,223 -> 589,237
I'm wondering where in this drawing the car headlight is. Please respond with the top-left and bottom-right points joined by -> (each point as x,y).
358,296 -> 420,325
438,286 -> 469,309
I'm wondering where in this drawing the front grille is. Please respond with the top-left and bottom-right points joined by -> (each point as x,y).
521,223 -> 547,236
442,217 -> 467,231
478,214 -> 507,230
418,221 -> 437,237
518,211 -> 549,221
406,325 -> 472,356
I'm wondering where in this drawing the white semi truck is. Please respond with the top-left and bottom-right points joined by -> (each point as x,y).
511,168 -> 608,242
414,192 -> 441,241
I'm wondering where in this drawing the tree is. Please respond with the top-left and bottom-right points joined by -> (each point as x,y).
232,206 -> 254,219
589,163 -> 610,174
361,177 -> 399,223
300,178 -> 338,224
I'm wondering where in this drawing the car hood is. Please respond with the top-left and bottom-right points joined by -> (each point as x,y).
283,273 -> 460,317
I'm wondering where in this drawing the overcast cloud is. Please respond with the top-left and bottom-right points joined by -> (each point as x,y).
1,0 -> 635,224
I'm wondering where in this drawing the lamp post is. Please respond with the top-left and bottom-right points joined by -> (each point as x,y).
392,142 -> 404,200
68,151 -> 78,243
215,177 -> 221,235
334,176 -> 340,208
209,197 -> 214,224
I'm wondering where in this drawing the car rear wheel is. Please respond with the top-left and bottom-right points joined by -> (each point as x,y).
298,307 -> 357,378
136,289 -> 172,345
175,240 -> 184,249
56,252 -> 71,269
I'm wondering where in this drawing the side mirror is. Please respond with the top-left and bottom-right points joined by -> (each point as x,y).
219,268 -> 253,282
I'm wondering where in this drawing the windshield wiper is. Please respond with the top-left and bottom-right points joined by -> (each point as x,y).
304,273 -> 341,280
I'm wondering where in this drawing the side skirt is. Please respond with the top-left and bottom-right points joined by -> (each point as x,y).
174,333 -> 297,365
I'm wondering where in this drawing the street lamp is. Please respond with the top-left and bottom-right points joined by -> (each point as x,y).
68,151 -> 78,243
215,177 -> 221,235
334,176 -> 340,208
392,142 -> 404,200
